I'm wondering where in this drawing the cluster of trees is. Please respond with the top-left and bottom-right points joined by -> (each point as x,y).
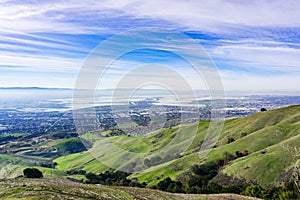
244,182 -> 299,199
155,175 -> 299,199
0,135 -> 19,144
103,128 -> 125,137
190,160 -> 222,184
24,150 -> 296,200
73,160 -> 299,199
83,151 -> 252,195
155,159 -> 246,194
261,108 -> 268,112
66,169 -> 86,175
23,168 -> 43,178
223,150 -> 249,164
85,170 -> 146,187
155,161 -> 299,199
152,150 -> 250,195
153,155 -> 299,200
227,137 -> 235,144
156,177 -> 184,193
39,160 -> 57,168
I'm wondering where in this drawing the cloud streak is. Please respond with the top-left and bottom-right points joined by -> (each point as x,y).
0,0 -> 299,91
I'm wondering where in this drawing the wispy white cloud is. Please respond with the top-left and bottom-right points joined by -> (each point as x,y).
0,52 -> 81,72
212,43 -> 300,72
220,69 -> 300,92
0,71 -> 76,88
0,35 -> 90,53
1,0 -> 300,34
0,28 -> 78,45
0,0 -> 299,91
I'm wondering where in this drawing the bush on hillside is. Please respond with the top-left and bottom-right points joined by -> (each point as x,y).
23,168 -> 43,178
85,170 -> 146,187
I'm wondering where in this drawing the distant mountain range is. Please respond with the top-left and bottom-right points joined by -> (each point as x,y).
0,87 -> 299,95
0,87 -> 72,90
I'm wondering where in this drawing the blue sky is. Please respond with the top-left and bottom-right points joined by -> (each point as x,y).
0,0 -> 300,92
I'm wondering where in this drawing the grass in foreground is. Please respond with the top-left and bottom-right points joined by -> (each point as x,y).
0,178 -> 261,200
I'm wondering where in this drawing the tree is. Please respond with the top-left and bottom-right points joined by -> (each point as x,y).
157,177 -> 183,193
227,137 -> 235,144
223,151 -> 235,164
23,168 -> 43,178
245,185 -> 264,198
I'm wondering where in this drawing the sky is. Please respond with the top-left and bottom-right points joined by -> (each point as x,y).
0,0 -> 300,93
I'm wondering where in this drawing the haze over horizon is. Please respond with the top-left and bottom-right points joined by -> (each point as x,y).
1,1 -> 300,93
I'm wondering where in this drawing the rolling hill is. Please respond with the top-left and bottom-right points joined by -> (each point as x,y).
0,105 -> 298,199
53,105 -> 300,188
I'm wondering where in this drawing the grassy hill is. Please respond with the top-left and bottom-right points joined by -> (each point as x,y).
0,178 -> 260,200
0,105 -> 298,199
0,132 -> 87,178
53,105 -> 300,187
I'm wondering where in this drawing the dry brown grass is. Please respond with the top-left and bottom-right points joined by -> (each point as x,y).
0,178 -> 261,200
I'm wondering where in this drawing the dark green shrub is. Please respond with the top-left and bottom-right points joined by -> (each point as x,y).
227,137 -> 235,144
23,168 -> 43,178
157,177 -> 183,193
245,185 -> 264,198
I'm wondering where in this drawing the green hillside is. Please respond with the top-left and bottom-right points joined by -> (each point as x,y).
54,105 -> 300,187
0,105 -> 298,199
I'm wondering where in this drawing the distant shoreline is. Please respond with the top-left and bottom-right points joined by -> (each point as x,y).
0,87 -> 72,90
0,87 -> 299,96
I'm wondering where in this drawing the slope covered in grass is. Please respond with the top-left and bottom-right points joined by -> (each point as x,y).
54,105 -> 300,187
